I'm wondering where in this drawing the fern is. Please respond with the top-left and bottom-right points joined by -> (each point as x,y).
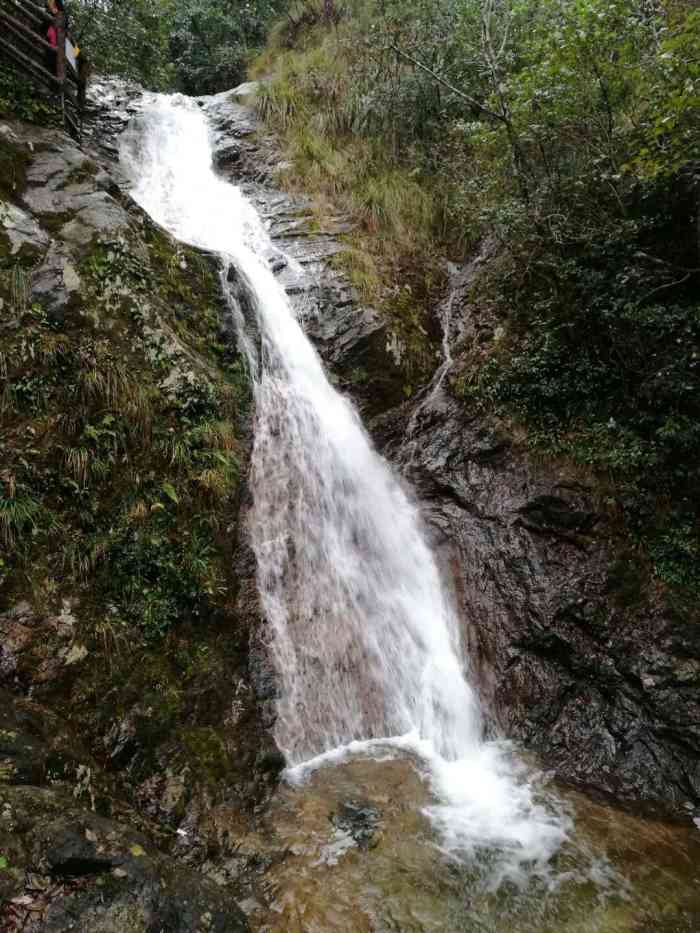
0,494 -> 42,548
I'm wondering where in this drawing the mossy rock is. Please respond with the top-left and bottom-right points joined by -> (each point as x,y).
0,783 -> 250,932
0,133 -> 29,203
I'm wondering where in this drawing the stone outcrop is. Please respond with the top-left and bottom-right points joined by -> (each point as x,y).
201,87 -> 407,418
0,693 -> 249,933
378,389 -> 700,812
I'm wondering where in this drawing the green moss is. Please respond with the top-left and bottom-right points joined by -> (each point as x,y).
2,190 -> 250,629
180,727 -> 231,784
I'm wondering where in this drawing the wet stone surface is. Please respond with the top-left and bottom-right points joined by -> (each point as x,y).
331,798 -> 383,850
200,87 -> 406,418
245,755 -> 700,933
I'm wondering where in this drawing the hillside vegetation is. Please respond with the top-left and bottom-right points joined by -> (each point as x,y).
67,0 -> 288,93
0,119 -> 279,848
254,0 -> 700,596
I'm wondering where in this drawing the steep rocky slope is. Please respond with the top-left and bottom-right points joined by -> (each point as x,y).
0,90 -> 278,930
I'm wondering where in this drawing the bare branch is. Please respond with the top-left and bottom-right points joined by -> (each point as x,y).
385,41 -> 507,124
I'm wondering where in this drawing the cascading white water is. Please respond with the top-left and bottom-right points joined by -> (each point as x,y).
120,93 -> 570,886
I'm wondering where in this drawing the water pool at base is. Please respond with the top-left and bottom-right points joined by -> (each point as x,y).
246,754 -> 700,933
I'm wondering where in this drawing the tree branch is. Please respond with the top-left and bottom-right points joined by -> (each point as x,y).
636,272 -> 692,308
385,41 -> 507,124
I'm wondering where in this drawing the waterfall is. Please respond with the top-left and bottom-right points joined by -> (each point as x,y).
120,94 -> 570,887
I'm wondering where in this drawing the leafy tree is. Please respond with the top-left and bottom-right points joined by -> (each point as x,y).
258,0 -> 700,590
69,0 -> 288,93
169,0 -> 283,95
70,0 -> 177,90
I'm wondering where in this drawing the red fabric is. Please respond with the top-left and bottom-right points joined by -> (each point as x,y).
47,25 -> 57,48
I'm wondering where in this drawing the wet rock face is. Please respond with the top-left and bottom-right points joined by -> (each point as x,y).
1,794 -> 250,933
373,361 -> 700,816
0,692 -> 249,932
331,799 -> 383,850
201,87 -> 406,418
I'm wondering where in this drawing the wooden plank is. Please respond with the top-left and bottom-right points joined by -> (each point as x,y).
1,6 -> 82,80
0,35 -> 61,88
6,0 -> 48,23
64,91 -> 81,112
64,107 -> 78,133
55,13 -> 65,84
0,1 -> 86,143
0,9 -> 56,53
2,0 -> 45,30
0,49 -> 56,93
0,19 -> 48,72
62,95 -> 82,143
0,13 -> 59,79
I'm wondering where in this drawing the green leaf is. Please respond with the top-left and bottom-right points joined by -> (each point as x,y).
162,482 -> 179,505
0,855 -> 8,870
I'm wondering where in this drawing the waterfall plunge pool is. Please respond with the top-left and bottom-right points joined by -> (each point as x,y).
245,753 -> 700,932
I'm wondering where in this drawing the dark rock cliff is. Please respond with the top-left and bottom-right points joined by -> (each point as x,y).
0,83 -> 275,930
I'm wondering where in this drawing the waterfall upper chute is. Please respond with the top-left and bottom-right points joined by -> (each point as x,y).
120,92 -> 570,885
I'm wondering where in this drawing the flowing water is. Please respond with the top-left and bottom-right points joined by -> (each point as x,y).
120,94 -> 700,930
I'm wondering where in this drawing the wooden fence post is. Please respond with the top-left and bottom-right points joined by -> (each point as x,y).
55,11 -> 65,127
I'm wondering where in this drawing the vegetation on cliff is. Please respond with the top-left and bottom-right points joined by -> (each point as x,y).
0,152 -> 246,639
0,119 -> 279,904
254,0 -> 700,595
68,0 -> 289,93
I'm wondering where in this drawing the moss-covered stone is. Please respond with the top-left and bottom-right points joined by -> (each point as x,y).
0,133 -> 29,203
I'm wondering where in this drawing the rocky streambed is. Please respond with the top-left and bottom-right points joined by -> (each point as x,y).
1,78 -> 699,931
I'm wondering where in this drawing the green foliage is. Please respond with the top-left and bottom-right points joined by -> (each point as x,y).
68,0 -> 289,93
70,0 -> 176,90
1,181 -> 247,632
101,514 -> 224,640
630,9 -> 700,179
170,0 -> 286,95
0,65 -> 57,126
648,520 -> 700,592
255,31 -> 447,378
0,487 -> 43,548
259,0 -> 700,592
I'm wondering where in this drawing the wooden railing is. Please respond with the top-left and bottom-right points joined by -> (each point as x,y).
0,0 -> 88,142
